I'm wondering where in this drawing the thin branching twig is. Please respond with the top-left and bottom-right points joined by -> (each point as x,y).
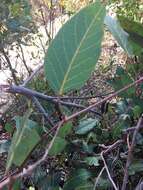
1,77 -> 143,188
0,121 -> 63,189
121,115 -> 143,190
101,152 -> 118,190
94,166 -> 105,190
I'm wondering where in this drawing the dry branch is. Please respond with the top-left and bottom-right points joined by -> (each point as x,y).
121,115 -> 143,190
0,77 -> 143,188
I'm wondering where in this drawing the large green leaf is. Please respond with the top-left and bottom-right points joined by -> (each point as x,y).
44,3 -> 105,94
6,112 -> 40,170
104,15 -> 133,56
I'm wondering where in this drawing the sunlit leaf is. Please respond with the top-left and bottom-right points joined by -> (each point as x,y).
44,2 -> 105,94
84,156 -> 100,166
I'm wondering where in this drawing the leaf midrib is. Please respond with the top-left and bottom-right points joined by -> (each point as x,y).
59,6 -> 103,94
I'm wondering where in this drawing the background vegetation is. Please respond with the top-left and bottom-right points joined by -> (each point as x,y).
0,0 -> 143,190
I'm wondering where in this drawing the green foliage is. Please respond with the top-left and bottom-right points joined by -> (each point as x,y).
32,165 -> 64,190
58,122 -> 73,138
95,178 -> 111,190
44,2 -> 105,94
0,140 -> 11,153
0,0 -> 34,47
6,111 -> 40,170
104,15 -> 133,56
109,0 -> 143,21
49,122 -> 73,156
49,136 -> 67,156
2,1 -> 143,190
75,118 -> 100,135
118,16 -> 143,55
84,156 -> 100,166
129,160 -> 143,175
63,169 -> 92,190
108,66 -> 135,98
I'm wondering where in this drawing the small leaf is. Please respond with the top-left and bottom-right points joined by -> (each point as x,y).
5,123 -> 14,134
58,122 -> 73,138
44,2 -> 105,94
75,118 -> 99,135
85,156 -> 100,166
133,105 -> 142,118
116,101 -> 128,114
112,120 -> 126,139
9,3 -> 21,17
108,66 -> 135,98
82,141 -> 94,153
49,137 -> 67,156
0,140 -> 11,153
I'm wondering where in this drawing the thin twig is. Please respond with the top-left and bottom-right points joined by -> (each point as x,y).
0,77 -> 143,188
101,152 -> 118,190
6,85 -> 101,116
56,93 -> 113,100
19,43 -> 31,75
32,97 -> 54,127
0,48 -> 18,85
0,130 -> 127,188
1,76 -> 143,121
40,9 -> 52,41
94,167 -> 105,190
21,64 -> 43,86
2,76 -> 143,119
65,77 -> 143,121
21,64 -> 54,127
0,121 -> 63,189
121,115 -> 143,190
103,140 -> 123,155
